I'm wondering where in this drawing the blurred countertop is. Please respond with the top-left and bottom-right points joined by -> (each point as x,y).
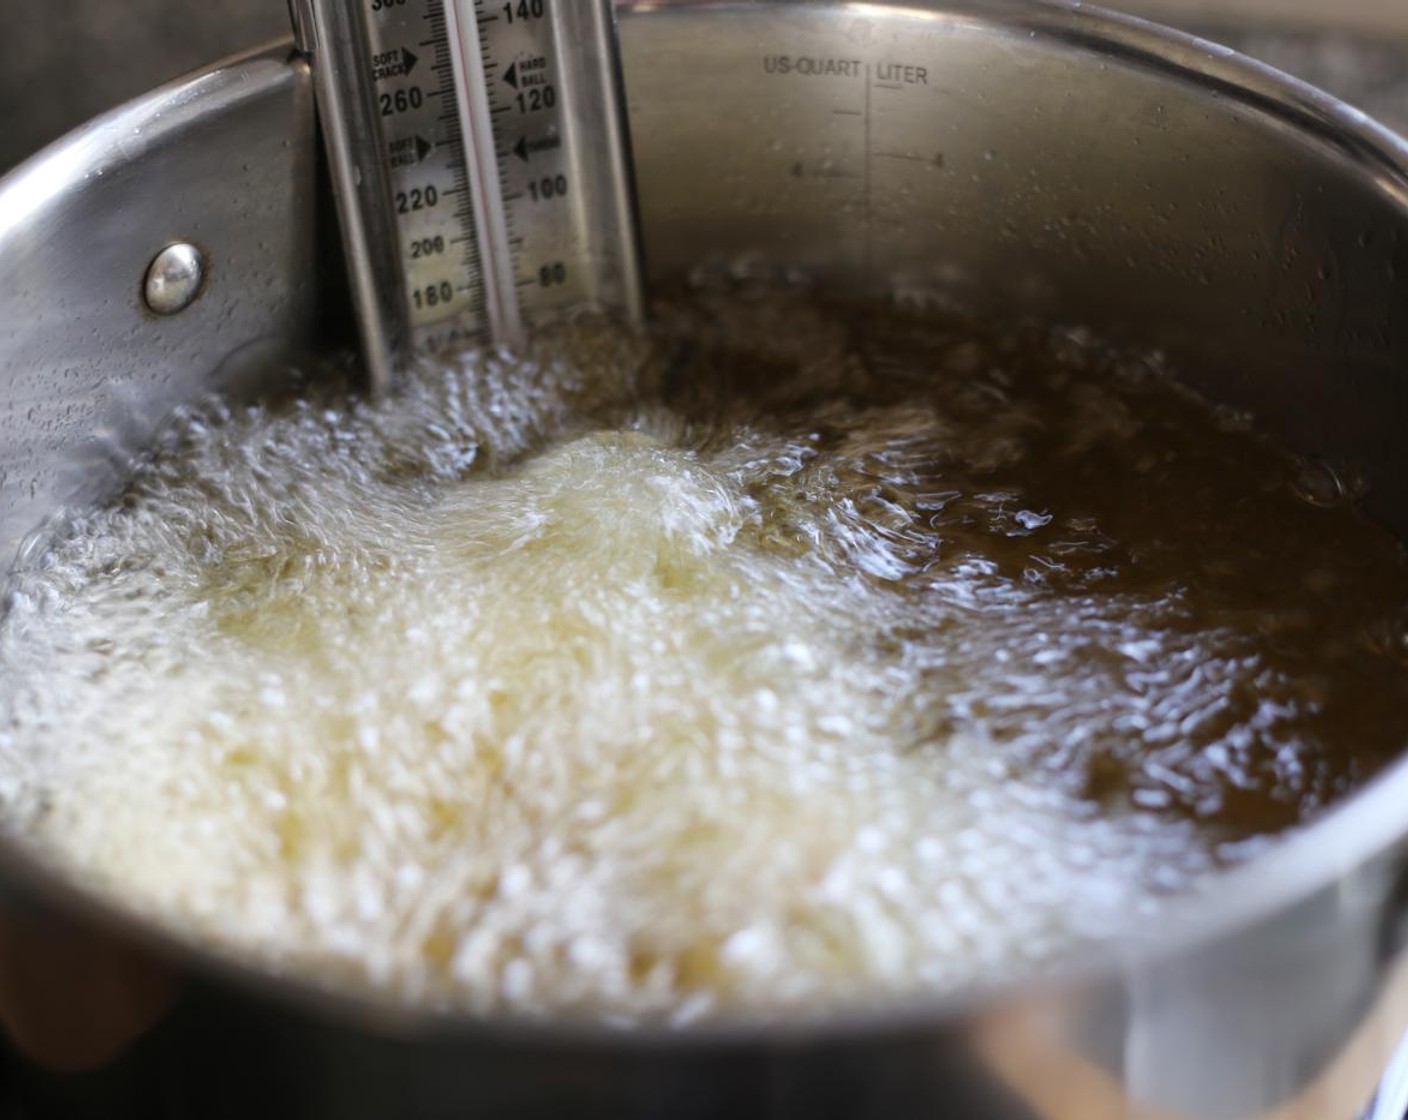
1187,22 -> 1408,133
0,0 -> 287,173
1120,0 -> 1408,35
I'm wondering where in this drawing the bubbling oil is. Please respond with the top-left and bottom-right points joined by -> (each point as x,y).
1,289 -> 1407,1021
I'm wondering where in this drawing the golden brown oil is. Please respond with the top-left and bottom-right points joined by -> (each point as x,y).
0,288 -> 1405,1022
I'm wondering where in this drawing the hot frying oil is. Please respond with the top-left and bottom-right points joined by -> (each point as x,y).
1,289 -> 1406,1021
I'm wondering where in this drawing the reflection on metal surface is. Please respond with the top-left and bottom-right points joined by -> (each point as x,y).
0,42 -> 318,570
0,909 -> 175,1074
977,955 -> 1408,1119
1368,1024 -> 1408,1120
142,243 -> 207,316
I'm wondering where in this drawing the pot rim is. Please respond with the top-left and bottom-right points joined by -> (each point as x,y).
2,0 -> 1408,1050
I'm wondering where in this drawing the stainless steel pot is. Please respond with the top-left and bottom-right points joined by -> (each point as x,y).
2,2 -> 1408,1117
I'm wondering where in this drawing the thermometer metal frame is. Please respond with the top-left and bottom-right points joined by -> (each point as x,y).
291,0 -> 645,388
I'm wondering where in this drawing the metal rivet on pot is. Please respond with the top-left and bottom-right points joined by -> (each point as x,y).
143,243 -> 205,316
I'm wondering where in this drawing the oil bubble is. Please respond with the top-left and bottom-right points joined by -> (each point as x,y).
1290,456 -> 1368,508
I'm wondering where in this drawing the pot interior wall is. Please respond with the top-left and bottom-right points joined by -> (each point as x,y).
622,1 -> 1408,539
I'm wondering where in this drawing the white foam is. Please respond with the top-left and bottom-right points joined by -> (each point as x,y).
0,293 -> 1396,1022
